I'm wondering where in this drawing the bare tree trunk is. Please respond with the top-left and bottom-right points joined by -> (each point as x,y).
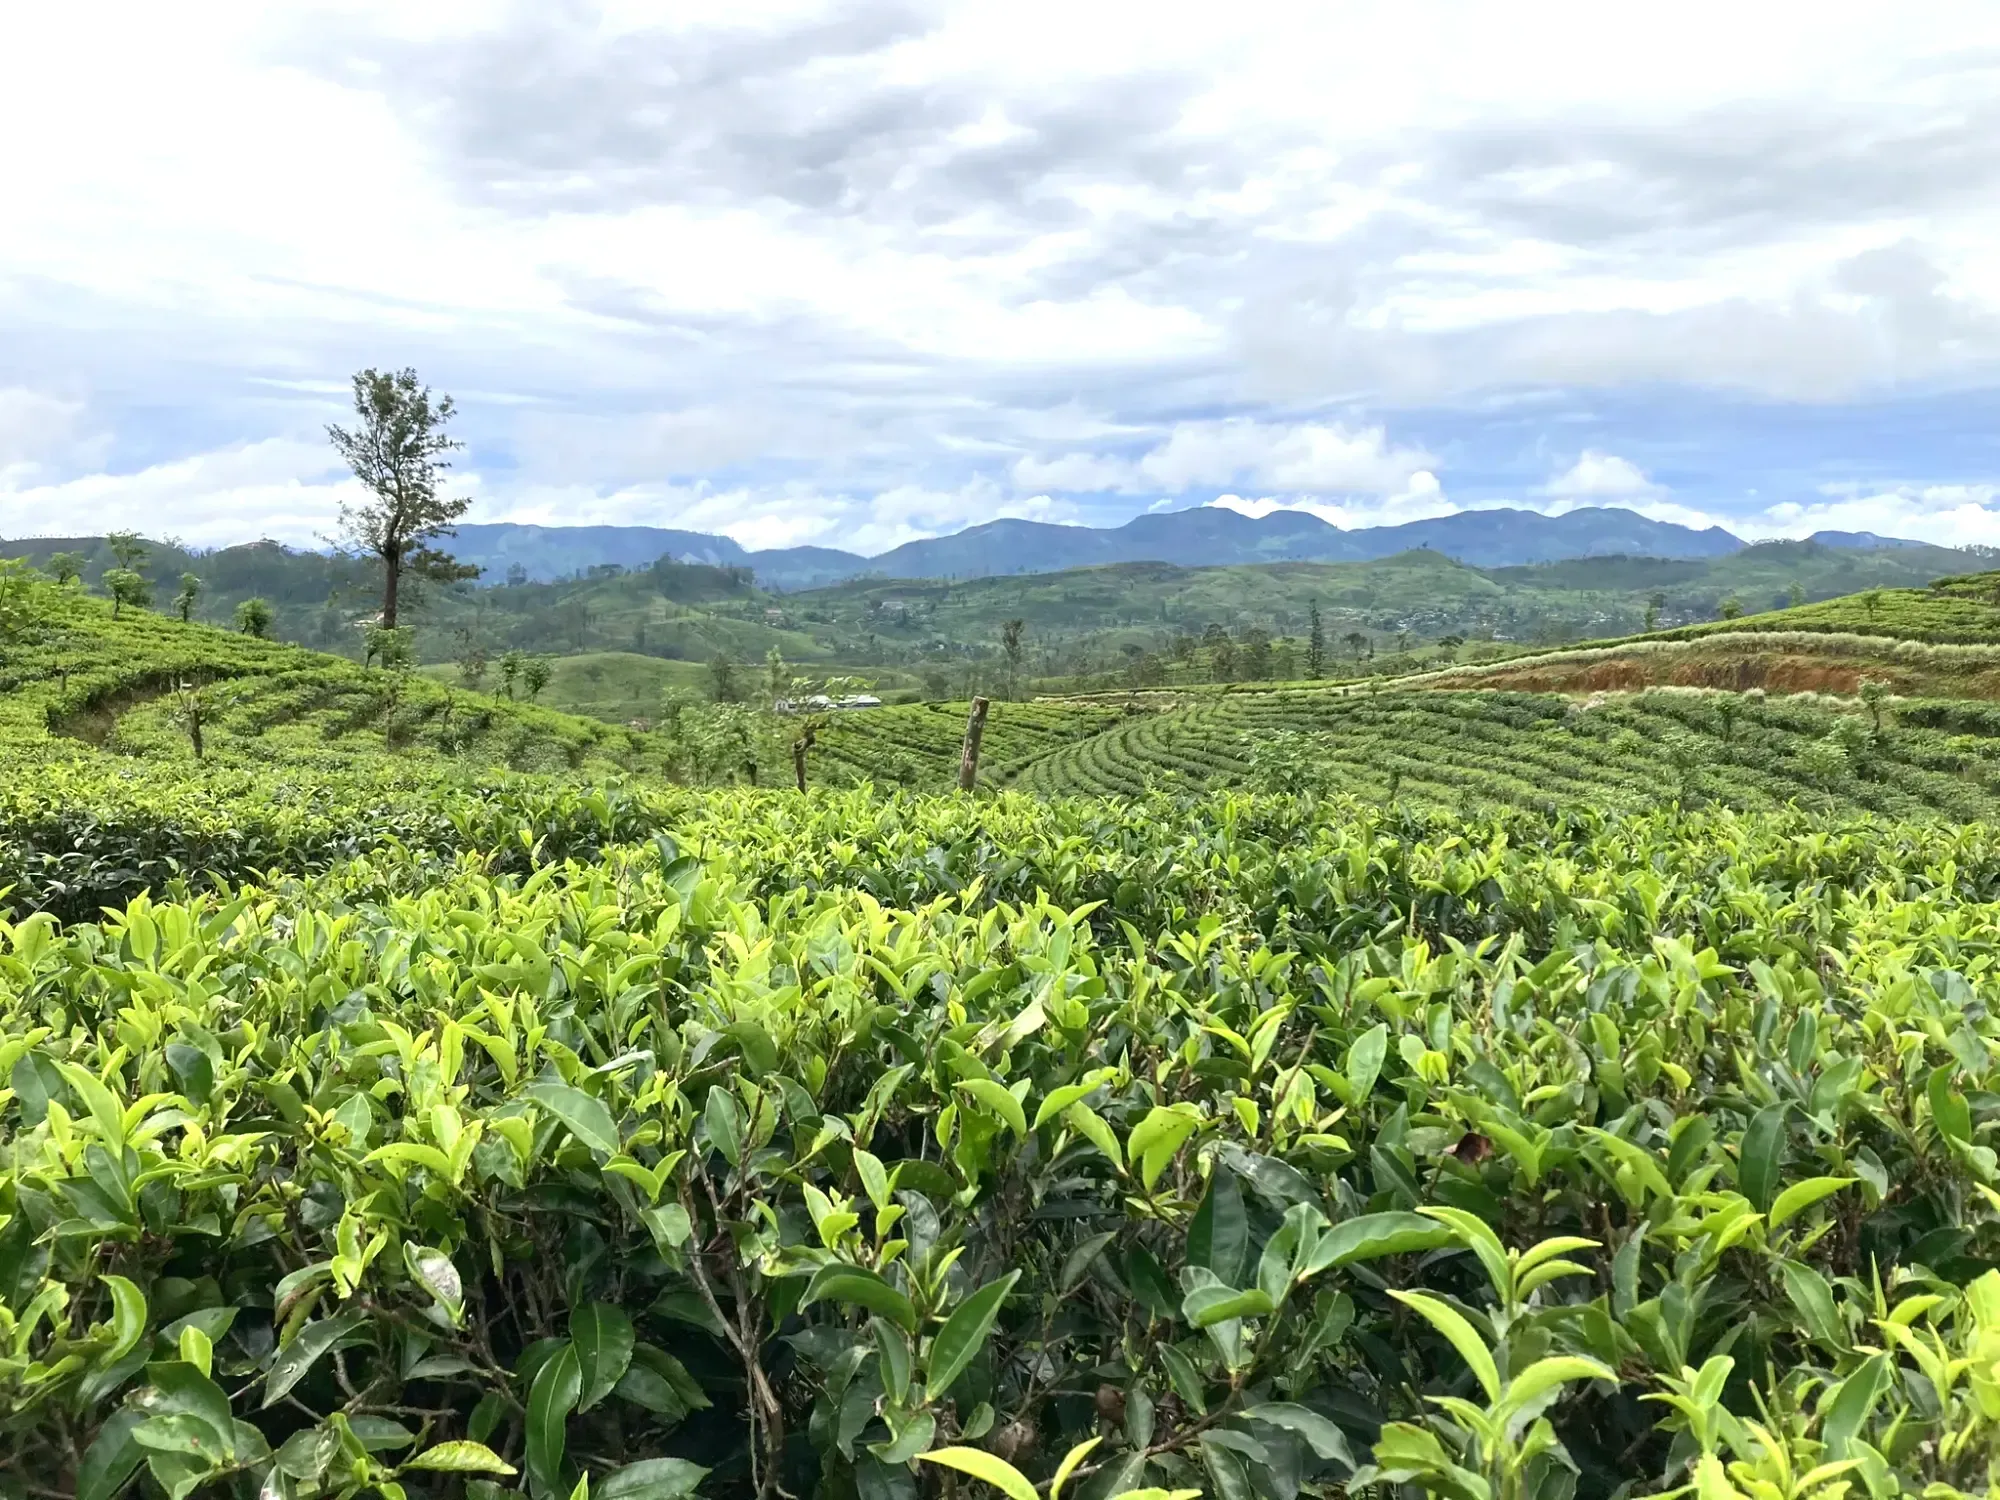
382,544 -> 402,629
958,696 -> 990,792
792,724 -> 815,792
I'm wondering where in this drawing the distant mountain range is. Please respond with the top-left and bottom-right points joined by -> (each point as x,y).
442,507 -> 1927,589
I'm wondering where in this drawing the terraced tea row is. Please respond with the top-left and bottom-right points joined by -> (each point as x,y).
1017,684 -> 2000,816
808,697 -> 1143,788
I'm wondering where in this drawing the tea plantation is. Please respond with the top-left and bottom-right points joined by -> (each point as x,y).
2,564 -> 1998,1500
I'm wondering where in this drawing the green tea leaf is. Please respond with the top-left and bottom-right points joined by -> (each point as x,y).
1738,1105 -> 1789,1212
1050,1436 -> 1102,1500
956,1079 -> 1027,1137
1183,1285 -> 1274,1328
596,1458 -> 711,1499
915,1447 -> 1039,1500
925,1270 -> 1019,1402
406,1441 -> 518,1474
1238,1402 -> 1355,1465
1187,1168 -> 1249,1288
1346,1024 -> 1389,1100
77,1409 -> 145,1500
801,1264 -> 918,1332
528,1080 -> 621,1157
572,1302 -> 636,1413
1388,1289 -> 1499,1402
527,1344 -> 582,1499
703,1087 -> 744,1167
1768,1175 -> 1855,1230
1305,1212 -> 1452,1272
263,1311 -> 366,1409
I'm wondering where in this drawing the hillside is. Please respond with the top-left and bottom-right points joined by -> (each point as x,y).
8,533 -> 1985,716
0,571 -> 680,917
783,539 -> 1974,664
432,506 -> 1923,584
3,555 -> 2000,1500
791,569 -> 2000,810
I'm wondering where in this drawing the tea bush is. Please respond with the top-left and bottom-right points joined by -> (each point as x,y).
2,789 -> 1998,1500
1016,685 -> 2000,816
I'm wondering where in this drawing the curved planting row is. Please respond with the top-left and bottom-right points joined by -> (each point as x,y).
1023,685 -> 2000,816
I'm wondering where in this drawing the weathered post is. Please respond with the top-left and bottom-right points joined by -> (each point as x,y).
958,696 -> 990,791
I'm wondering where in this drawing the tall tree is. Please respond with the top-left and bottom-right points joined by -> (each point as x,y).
1000,619 -> 1026,700
174,572 -> 203,623
709,652 -> 739,704
1306,599 -> 1325,679
235,597 -> 274,638
1240,627 -> 1272,681
103,568 -> 150,619
765,647 -> 788,708
327,367 -> 475,629
106,531 -> 148,572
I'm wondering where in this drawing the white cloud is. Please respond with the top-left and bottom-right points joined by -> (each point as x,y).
1543,450 -> 1666,500
1207,469 -> 1455,529
1017,418 -> 1436,498
4,2 -> 2000,545
0,387 -> 109,483
0,439 -> 361,547
1739,484 -> 2000,546
1011,452 -> 1134,493
475,476 -> 1080,557
1140,418 -> 1435,494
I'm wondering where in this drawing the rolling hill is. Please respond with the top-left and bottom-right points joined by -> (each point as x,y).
431,508 -> 1943,586
797,568 -> 2000,813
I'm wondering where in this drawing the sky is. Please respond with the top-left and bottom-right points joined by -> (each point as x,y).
3,0 -> 1999,557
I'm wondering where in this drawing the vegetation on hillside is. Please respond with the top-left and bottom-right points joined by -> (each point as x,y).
5,542 -> 2000,1498
5,531 -> 1988,712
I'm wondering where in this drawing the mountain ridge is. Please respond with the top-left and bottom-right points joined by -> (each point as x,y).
442,506 -> 1928,588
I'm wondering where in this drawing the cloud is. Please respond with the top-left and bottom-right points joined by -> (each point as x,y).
1543,449 -> 1665,500
5,1 -> 2000,551
1206,469 -> 1453,529
1742,484 -> 2000,547
0,387 -> 106,481
469,475 -> 1080,557
1138,418 -> 1435,493
1010,451 -> 1135,493
0,438 -> 361,548
1013,418 -> 1435,498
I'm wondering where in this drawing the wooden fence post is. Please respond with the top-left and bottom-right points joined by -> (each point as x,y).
958,697 -> 990,792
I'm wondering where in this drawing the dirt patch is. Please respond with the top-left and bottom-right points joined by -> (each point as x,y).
53,679 -> 177,746
50,667 -> 254,746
